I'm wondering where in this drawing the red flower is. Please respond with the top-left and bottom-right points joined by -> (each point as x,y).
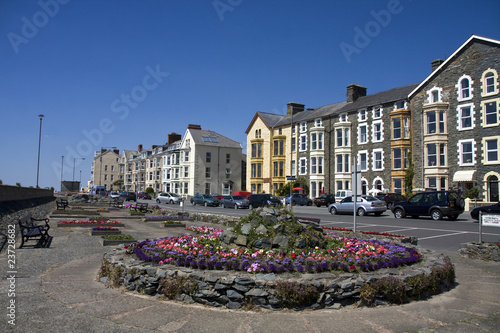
350,265 -> 356,270
291,253 -> 296,258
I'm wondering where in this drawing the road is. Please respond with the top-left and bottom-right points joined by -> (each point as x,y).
141,199 -> 500,255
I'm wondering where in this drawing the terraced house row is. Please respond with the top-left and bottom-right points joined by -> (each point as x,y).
246,35 -> 500,202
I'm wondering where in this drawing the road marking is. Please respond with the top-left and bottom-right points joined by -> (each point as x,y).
418,231 -> 468,240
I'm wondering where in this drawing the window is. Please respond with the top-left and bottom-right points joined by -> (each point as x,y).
300,122 -> 307,132
299,158 -> 307,175
300,135 -> 307,151
111,165 -> 114,172
458,104 -> 474,130
393,148 -> 401,169
440,144 -> 446,166
315,118 -> 322,127
318,133 -> 323,149
258,143 -> 262,157
373,106 -> 382,119
291,160 -> 296,176
458,139 -> 475,166
336,181 -> 343,191
482,70 -> 498,96
185,151 -> 190,162
484,138 -> 499,163
393,178 -> 402,194
339,113 -> 347,122
426,111 -> 436,134
205,167 -> 211,178
279,128 -> 282,135
358,109 -> 367,121
336,129 -> 342,147
311,157 -> 317,174
373,149 -> 383,170
403,117 -> 410,138
372,121 -> 383,142
393,118 -> 401,139
311,133 -> 317,150
343,154 -> 349,173
440,177 -> 446,190
205,183 -> 211,194
226,154 -> 230,163
184,167 -> 189,177
427,87 -> 442,103
273,162 -> 279,177
456,75 -> 473,101
104,165 -> 108,171
427,144 -> 437,166
257,163 -> 262,177
336,154 -> 343,173
202,136 -> 218,143
279,140 -> 284,155
291,137 -> 296,152
318,157 -> 324,174
428,177 -> 437,189
439,111 -> 445,133
483,100 -> 499,126
394,100 -> 406,110
279,161 -> 284,177
251,164 -> 256,178
274,140 -> 279,156
359,151 -> 368,171
344,128 -> 349,146
358,124 -> 368,144
206,152 -> 211,163
403,148 -> 409,168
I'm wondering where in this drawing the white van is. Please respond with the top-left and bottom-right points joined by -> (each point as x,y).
335,190 -> 353,202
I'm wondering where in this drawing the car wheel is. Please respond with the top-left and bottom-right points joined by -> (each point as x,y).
204,202 -> 208,207
249,204 -> 253,210
329,207 -> 337,215
458,198 -> 465,209
431,209 -> 443,220
191,201 -> 196,206
394,208 -> 405,219
374,212 -> 383,216
387,202 -> 393,210
156,199 -> 160,204
292,201 -> 297,206
315,204 -> 321,207
234,204 -> 238,210
170,199 -> 174,204
449,215 -> 458,221
307,201 -> 312,206
357,208 -> 365,216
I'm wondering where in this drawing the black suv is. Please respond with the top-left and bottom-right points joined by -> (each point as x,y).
392,191 -> 465,220
247,194 -> 281,209
379,193 -> 406,209
120,191 -> 137,202
313,194 -> 336,207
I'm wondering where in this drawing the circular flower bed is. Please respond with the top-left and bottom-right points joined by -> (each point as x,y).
131,227 -> 421,273
59,220 -> 122,224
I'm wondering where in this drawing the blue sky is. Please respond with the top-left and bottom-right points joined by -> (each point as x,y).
1,0 -> 499,189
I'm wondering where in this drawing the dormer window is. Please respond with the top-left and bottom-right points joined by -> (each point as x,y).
300,122 -> 307,132
372,106 -> 382,119
314,118 -> 322,127
432,90 -> 439,102
427,87 -> 443,104
339,113 -> 347,122
394,100 -> 406,110
358,109 -> 367,122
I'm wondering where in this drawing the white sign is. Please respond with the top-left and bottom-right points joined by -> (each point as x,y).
481,214 -> 500,227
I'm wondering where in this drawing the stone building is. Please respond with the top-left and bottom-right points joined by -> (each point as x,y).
90,148 -> 121,192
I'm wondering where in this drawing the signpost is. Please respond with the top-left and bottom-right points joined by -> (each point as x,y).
351,157 -> 361,233
479,212 -> 500,242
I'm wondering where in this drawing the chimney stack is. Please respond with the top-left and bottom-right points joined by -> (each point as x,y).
286,102 -> 305,116
113,149 -> 119,155
187,124 -> 202,130
138,144 -> 143,152
346,84 -> 367,103
431,59 -> 444,72
167,132 -> 182,144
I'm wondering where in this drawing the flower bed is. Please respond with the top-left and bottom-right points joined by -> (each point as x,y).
91,226 -> 122,236
102,234 -> 136,246
131,227 -> 421,273
57,220 -> 125,228
163,221 -> 186,228
144,215 -> 193,222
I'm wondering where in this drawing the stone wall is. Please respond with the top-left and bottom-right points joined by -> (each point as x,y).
0,185 -> 54,202
189,212 -> 240,227
459,242 -> 500,261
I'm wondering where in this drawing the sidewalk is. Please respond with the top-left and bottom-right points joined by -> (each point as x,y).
2,212 -> 500,332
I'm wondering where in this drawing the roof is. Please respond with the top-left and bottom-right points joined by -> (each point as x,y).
273,100 -> 348,127
338,83 -> 420,113
245,112 -> 284,133
188,128 -> 242,149
408,34 -> 500,98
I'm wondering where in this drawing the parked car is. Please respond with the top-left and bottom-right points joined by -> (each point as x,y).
220,195 -> 250,209
108,191 -> 120,199
328,195 -> 387,216
119,191 -> 136,201
190,194 -> 220,207
283,193 -> 313,206
247,194 -> 281,209
380,193 -> 407,209
156,192 -> 183,204
313,194 -> 336,207
137,192 -> 152,200
211,194 -> 224,200
335,190 -> 353,202
392,191 -> 465,220
470,202 -> 500,220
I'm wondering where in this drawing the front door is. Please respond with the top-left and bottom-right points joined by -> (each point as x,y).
489,176 -> 499,202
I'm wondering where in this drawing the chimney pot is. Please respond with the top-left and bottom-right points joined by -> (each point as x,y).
431,59 -> 444,72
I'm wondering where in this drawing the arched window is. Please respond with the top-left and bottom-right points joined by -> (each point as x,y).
361,179 -> 368,195
488,175 -> 499,202
460,78 -> 470,99
375,179 -> 383,191
485,72 -> 495,93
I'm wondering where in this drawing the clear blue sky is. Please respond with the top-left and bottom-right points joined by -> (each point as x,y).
1,0 -> 499,189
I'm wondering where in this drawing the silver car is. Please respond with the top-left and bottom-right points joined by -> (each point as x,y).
328,195 -> 387,216
220,195 -> 250,209
156,192 -> 183,204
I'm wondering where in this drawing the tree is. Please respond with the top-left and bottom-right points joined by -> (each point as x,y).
145,187 -> 155,194
113,179 -> 124,191
276,177 -> 309,196
404,144 -> 415,198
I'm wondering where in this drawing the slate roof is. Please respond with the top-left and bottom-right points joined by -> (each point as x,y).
188,128 -> 242,149
273,100 -> 348,127
337,83 -> 420,114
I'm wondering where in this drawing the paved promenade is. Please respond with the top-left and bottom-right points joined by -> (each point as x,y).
2,211 -> 500,332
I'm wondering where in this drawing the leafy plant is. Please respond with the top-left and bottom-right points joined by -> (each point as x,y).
102,234 -> 135,240
98,259 -> 123,287
159,276 -> 198,299
145,187 -> 155,194
275,176 -> 309,196
404,144 -> 415,197
464,187 -> 479,199
274,281 -> 319,308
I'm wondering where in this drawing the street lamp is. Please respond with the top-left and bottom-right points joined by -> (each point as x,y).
73,157 -> 85,181
61,156 -> 64,192
99,146 -> 116,187
36,114 -> 44,187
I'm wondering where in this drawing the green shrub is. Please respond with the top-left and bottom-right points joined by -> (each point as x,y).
274,281 -> 319,308
102,234 -> 135,240
160,276 -> 198,299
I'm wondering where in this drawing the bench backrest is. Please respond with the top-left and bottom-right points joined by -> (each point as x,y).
19,215 -> 35,228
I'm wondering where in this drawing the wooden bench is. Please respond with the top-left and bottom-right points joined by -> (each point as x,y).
18,215 -> 52,248
109,198 -> 124,208
56,199 -> 69,210
132,202 -> 149,213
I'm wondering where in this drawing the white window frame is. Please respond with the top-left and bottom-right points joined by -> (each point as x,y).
314,118 -> 322,127
393,148 -> 402,170
300,122 -> 307,133
456,74 -> 473,102
393,117 -> 401,139
426,86 -> 443,104
457,103 -> 475,131
372,148 -> 384,171
394,100 -> 406,110
358,150 -> 368,171
339,113 -> 348,122
311,133 -> 317,150
481,98 -> 499,127
318,157 -> 323,174
372,120 -> 383,142
358,109 -> 367,122
372,106 -> 383,119
299,158 -> 307,175
299,134 -> 307,151
336,154 -> 343,173
482,136 -> 500,165
358,124 -> 368,144
481,69 -> 499,97
311,157 -> 317,174
457,139 -> 476,166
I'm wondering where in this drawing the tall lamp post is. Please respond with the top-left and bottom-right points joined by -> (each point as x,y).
99,146 -> 116,187
36,114 -> 44,187
61,156 -> 64,192
73,157 -> 85,181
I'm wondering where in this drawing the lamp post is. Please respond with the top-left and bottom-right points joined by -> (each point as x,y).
36,114 -> 44,187
73,157 -> 85,181
79,170 -> 82,191
61,156 -> 64,192
99,146 -> 116,187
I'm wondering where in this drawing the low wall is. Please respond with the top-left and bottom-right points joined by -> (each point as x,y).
0,185 -> 54,202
